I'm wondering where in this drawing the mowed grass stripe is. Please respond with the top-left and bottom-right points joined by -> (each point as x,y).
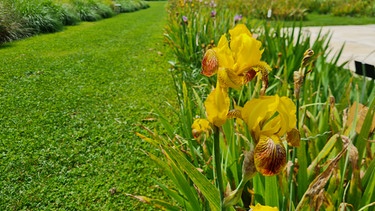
0,2 -> 173,210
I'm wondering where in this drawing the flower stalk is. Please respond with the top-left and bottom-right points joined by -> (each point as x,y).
290,49 -> 314,209
213,125 -> 225,210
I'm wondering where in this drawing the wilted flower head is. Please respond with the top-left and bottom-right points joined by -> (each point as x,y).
211,10 -> 217,17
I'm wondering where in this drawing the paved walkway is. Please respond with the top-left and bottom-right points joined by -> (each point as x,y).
302,24 -> 375,71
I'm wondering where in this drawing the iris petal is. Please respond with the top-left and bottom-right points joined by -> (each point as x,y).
204,82 -> 230,126
254,135 -> 286,176
242,95 -> 296,140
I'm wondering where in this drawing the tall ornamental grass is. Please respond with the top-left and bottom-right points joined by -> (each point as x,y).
11,0 -> 65,34
115,0 -> 150,13
0,1 -> 31,43
133,0 -> 375,210
0,0 -> 148,45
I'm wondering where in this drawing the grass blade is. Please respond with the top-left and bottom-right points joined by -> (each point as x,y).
166,147 -> 221,210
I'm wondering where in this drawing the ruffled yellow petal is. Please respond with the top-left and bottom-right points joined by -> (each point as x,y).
254,135 -> 286,176
242,95 -> 296,140
279,96 -> 297,132
250,203 -> 279,211
204,83 -> 230,127
216,35 -> 234,69
229,23 -> 252,38
242,95 -> 279,139
217,68 -> 244,89
232,34 -> 263,74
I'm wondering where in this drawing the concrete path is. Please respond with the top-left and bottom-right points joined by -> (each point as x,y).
302,25 -> 375,71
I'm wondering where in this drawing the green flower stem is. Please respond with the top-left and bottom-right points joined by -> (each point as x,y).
288,145 -> 297,209
289,76 -> 301,209
213,126 -> 225,211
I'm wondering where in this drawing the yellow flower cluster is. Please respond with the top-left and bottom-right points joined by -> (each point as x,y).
201,24 -> 271,127
194,24 -> 299,176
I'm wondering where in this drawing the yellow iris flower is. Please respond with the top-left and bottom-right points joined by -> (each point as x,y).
241,95 -> 297,175
250,203 -> 279,211
242,95 -> 296,141
201,24 -> 271,89
191,118 -> 212,139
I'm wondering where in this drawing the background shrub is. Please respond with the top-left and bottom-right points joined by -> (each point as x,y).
11,0 -> 64,34
304,0 -> 375,17
58,3 -> 81,26
116,0 -> 150,13
221,0 -> 309,21
0,1 -> 31,44
0,0 -> 148,45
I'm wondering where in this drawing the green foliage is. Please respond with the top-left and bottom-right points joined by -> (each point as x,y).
13,0 -> 65,34
136,0 -> 375,210
0,2 -> 174,210
59,3 -> 81,26
304,0 -> 375,17
116,0 -> 150,13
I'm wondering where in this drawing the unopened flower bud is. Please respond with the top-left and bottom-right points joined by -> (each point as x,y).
301,49 -> 314,68
201,49 -> 219,77
293,71 -> 303,99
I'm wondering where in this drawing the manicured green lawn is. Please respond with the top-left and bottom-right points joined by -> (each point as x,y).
252,13 -> 375,27
280,13 -> 375,26
303,13 -> 375,26
0,1 -> 174,210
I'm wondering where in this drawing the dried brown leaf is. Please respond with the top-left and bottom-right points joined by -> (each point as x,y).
345,102 -> 375,134
296,143 -> 348,211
